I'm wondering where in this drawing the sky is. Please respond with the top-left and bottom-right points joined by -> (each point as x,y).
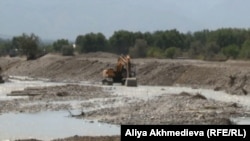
1,0 -> 250,41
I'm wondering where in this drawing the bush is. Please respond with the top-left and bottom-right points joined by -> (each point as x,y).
146,47 -> 164,58
129,39 -> 147,58
164,47 -> 180,59
239,40 -> 250,59
12,33 -> 40,60
61,45 -> 74,56
222,45 -> 239,59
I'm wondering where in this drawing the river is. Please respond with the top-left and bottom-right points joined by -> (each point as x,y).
1,76 -> 250,140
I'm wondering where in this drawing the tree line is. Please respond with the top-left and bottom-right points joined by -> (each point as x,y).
1,28 -> 250,60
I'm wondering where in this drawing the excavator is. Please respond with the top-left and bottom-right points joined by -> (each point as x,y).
102,55 -> 137,87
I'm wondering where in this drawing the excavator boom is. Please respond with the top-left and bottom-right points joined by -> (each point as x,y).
102,55 -> 137,87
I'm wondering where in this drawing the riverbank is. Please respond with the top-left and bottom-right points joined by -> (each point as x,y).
0,78 -> 250,140
1,53 -> 250,140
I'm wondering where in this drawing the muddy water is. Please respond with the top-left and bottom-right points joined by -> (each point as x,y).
0,111 -> 120,140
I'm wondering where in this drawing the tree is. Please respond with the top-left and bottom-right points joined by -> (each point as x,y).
61,45 -> 74,56
152,29 -> 185,50
152,31 -> 165,49
212,28 -> 246,48
12,33 -> 40,60
75,28 -> 250,60
188,41 -> 204,58
223,45 -> 239,59
193,30 -> 209,44
95,33 -> 108,51
147,47 -> 164,58
0,39 -> 11,56
164,47 -> 179,59
239,40 -> 250,59
129,39 -> 147,58
53,39 -> 69,52
109,30 -> 134,54
75,33 -> 107,53
143,32 -> 154,46
204,42 -> 220,60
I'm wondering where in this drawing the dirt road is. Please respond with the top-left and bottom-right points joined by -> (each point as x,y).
1,53 -> 250,140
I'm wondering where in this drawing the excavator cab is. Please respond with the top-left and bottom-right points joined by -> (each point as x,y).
102,55 -> 137,87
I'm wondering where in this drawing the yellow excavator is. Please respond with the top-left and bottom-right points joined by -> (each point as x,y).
102,55 -> 137,87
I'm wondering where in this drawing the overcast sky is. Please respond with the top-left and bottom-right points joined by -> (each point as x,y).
1,0 -> 250,41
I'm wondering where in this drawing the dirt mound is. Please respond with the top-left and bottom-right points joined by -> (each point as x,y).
2,54 -> 110,82
0,56 -> 24,71
136,59 -> 250,95
2,54 -> 250,95
137,61 -> 190,85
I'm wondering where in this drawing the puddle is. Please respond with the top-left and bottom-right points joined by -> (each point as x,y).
0,111 -> 120,140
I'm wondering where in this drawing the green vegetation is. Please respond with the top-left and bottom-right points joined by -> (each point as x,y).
61,45 -> 74,56
129,39 -> 147,58
11,33 -> 41,60
164,47 -> 180,59
2,28 -> 250,60
75,33 -> 107,53
53,39 -> 70,53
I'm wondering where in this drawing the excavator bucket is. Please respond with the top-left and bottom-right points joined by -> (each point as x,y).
125,78 -> 137,87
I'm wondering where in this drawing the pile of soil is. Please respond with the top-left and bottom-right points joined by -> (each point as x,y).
1,53 -> 250,95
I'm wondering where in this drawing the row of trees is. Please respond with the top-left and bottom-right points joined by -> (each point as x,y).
0,33 -> 41,59
69,28 -> 250,60
1,28 -> 250,60
72,28 -> 250,60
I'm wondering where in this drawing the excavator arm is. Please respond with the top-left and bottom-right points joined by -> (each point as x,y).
102,55 -> 137,86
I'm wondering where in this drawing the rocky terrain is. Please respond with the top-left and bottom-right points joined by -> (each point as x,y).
1,52 -> 250,141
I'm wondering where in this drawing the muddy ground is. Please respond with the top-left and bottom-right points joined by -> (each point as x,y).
1,52 -> 250,140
